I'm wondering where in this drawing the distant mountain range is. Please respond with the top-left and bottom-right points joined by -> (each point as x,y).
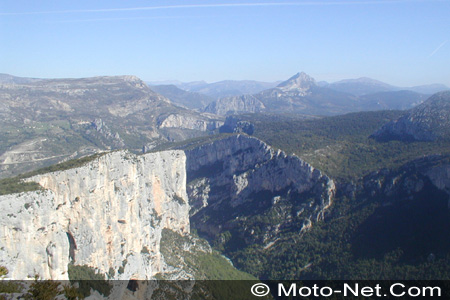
319,77 -> 396,95
149,79 -> 280,99
317,77 -> 448,96
148,74 -> 447,115
202,72 -> 443,116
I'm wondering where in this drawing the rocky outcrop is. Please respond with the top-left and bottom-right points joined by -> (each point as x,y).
158,114 -> 223,131
355,155 -> 450,201
89,118 -> 126,148
0,150 -> 189,280
372,91 -> 450,141
219,116 -> 254,135
183,135 -> 335,245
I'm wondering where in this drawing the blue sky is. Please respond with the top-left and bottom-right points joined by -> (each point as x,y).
1,0 -> 449,86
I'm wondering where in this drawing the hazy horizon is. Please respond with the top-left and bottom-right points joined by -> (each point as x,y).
2,71 -> 449,89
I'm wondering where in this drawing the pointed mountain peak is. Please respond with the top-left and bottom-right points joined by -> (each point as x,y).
277,72 -> 316,91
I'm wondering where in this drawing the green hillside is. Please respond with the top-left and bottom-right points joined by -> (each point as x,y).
243,111 -> 450,181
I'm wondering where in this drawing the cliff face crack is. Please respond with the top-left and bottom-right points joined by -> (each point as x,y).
66,232 -> 77,262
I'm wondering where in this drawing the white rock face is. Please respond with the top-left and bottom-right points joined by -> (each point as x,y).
187,178 -> 211,216
276,72 -> 316,93
158,114 -> 223,131
186,135 -> 333,194
185,135 -> 335,224
0,150 -> 189,280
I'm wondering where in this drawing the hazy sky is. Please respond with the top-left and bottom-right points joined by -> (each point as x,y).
1,0 -> 449,86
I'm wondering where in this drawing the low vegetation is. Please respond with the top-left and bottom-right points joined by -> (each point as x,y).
0,267 -> 85,300
159,228 -> 255,280
0,177 -> 42,196
149,133 -> 237,152
245,111 -> 450,181
67,264 -> 112,297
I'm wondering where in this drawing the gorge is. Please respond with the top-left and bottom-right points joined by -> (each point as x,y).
0,135 -> 334,282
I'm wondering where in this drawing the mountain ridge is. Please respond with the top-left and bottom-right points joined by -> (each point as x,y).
205,72 -> 358,115
203,72 -> 445,116
372,91 -> 450,141
0,74 -> 223,178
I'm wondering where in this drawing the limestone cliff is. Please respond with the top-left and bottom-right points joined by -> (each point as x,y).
183,135 -> 335,245
158,113 -> 223,132
0,150 -> 189,280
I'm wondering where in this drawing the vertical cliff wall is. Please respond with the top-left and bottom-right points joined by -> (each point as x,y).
0,150 -> 189,280
184,135 -> 335,246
